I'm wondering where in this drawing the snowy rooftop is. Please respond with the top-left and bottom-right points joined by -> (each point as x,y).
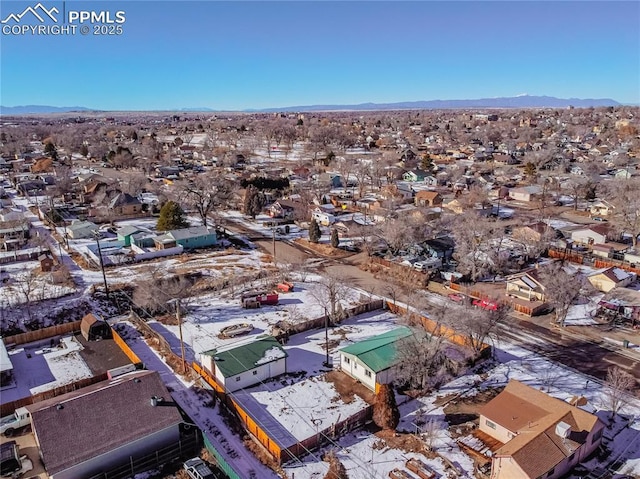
233,375 -> 369,447
2,336 -> 93,402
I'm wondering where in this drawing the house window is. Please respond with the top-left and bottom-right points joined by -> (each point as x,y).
568,453 -> 575,462
547,467 -> 555,477
253,370 -> 258,375
485,420 -> 496,430
354,363 -> 358,369
365,370 -> 372,378
344,357 -> 350,364
235,376 -> 241,382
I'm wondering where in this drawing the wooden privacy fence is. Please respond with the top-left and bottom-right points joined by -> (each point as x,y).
549,247 -> 640,274
110,328 -> 142,366
594,258 -> 640,275
3,320 -> 82,345
386,302 -> 491,355
1,373 -> 108,417
274,299 -> 384,340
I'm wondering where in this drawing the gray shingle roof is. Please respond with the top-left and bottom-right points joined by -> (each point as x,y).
28,370 -> 182,476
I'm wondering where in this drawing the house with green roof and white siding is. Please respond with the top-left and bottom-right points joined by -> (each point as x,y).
199,335 -> 287,393
338,327 -> 413,392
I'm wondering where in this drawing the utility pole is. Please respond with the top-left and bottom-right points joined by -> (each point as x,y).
272,228 -> 276,264
323,306 -> 330,367
170,298 -> 187,374
94,231 -> 109,300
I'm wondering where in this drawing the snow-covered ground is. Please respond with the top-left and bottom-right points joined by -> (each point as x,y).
116,278 -> 640,479
156,278 -> 377,363
0,260 -> 76,307
2,335 -> 93,402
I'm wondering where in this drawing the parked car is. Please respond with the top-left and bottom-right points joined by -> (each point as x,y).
448,293 -> 464,302
183,457 -> 217,479
472,299 -> 499,311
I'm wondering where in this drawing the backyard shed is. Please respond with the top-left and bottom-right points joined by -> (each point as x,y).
80,313 -> 112,341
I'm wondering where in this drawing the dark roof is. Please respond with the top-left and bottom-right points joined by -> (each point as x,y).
108,192 -> 141,209
28,370 -> 182,476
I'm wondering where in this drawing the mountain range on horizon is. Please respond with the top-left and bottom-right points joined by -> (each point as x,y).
0,95 -> 623,115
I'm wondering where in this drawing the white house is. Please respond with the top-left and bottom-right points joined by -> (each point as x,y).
339,327 -> 412,392
508,185 -> 542,202
311,208 -> 336,226
570,225 -> 610,246
199,335 -> 287,393
589,200 -> 615,217
67,220 -> 99,239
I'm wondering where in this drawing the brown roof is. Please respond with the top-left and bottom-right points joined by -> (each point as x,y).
415,191 -> 441,201
599,267 -> 630,284
480,381 -> 602,479
28,370 -> 182,476
479,389 -> 548,433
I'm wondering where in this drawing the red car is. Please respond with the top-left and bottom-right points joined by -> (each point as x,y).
472,299 -> 499,311
448,293 -> 465,302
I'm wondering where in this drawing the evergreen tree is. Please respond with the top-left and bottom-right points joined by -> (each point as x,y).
44,141 -> 58,160
323,450 -> 349,479
524,162 -> 537,183
372,383 -> 399,430
330,229 -> 340,248
243,185 -> 264,219
157,200 -> 189,231
309,218 -> 321,243
420,154 -> 433,171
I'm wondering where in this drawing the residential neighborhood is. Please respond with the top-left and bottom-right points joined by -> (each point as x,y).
0,104 -> 639,479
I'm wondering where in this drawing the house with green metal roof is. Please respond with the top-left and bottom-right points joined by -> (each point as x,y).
199,334 -> 287,393
338,327 -> 412,392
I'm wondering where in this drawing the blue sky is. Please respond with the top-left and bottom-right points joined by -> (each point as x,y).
1,1 -> 638,110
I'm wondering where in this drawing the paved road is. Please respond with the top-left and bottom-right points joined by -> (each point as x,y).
500,318 -> 640,391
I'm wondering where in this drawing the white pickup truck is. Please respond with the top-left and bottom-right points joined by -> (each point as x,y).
0,408 -> 31,437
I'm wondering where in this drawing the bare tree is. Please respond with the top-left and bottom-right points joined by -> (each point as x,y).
565,177 -> 589,211
120,172 -> 148,196
375,217 -> 414,256
604,366 -> 636,419
394,330 -> 448,391
8,269 -> 42,323
456,303 -> 505,354
178,175 -> 232,227
606,177 -> 640,247
537,262 -> 586,327
352,160 -> 371,199
420,416 -> 443,451
133,266 -> 195,315
451,211 -> 496,281
310,272 -> 350,324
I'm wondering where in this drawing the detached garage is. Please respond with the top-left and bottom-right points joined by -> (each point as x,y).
81,313 -> 112,341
